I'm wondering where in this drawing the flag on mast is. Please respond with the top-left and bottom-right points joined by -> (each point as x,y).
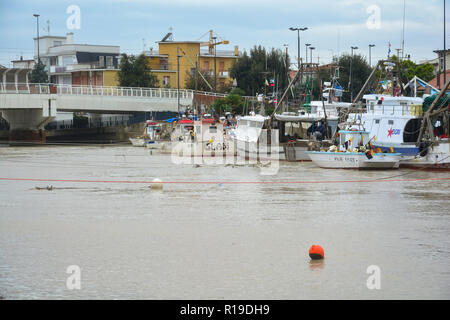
388,41 -> 391,58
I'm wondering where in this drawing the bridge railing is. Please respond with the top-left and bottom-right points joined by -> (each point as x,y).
0,82 -> 258,101
0,82 -> 196,99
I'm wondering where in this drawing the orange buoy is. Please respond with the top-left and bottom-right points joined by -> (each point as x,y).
309,245 -> 324,260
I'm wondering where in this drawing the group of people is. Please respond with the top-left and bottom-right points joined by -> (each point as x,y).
306,121 -> 328,141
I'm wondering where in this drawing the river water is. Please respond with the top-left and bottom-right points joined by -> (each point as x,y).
0,145 -> 449,299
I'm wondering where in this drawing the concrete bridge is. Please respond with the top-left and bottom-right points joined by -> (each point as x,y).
0,83 -> 229,143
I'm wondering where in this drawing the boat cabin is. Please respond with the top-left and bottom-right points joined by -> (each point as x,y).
338,130 -> 370,152
145,120 -> 161,142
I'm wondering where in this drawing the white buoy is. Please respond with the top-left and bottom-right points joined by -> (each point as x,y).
151,178 -> 163,191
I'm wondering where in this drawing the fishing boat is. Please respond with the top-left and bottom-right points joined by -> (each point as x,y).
129,120 -> 162,147
144,120 -> 163,149
129,137 -> 146,147
160,116 -> 234,157
230,99 -> 351,161
230,63 -> 352,161
306,130 -> 401,169
345,93 -> 450,169
346,94 -> 424,155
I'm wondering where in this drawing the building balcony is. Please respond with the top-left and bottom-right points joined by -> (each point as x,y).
218,71 -> 229,78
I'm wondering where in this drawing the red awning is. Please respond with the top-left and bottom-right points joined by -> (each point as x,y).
201,118 -> 215,124
178,119 -> 194,124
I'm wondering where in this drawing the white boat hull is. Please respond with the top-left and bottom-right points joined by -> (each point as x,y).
306,151 -> 401,169
234,142 -> 310,161
129,138 -> 146,147
399,141 -> 450,169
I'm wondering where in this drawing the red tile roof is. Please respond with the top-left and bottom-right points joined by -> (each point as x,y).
428,70 -> 450,89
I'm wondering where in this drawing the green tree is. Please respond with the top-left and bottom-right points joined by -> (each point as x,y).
389,55 -> 435,83
118,53 -> 159,87
211,90 -> 246,115
30,61 -> 49,83
184,69 -> 214,92
230,46 -> 289,97
335,54 -> 372,101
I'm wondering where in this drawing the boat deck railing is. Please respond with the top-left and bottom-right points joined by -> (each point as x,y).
365,104 -> 423,117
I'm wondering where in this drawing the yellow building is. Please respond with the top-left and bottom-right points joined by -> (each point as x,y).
145,39 -> 239,91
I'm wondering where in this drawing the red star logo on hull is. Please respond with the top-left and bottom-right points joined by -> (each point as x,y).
387,128 -> 393,137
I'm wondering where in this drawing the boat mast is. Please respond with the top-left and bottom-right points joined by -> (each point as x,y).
417,77 -> 450,143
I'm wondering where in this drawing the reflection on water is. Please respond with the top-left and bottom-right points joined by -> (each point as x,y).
309,259 -> 325,271
0,145 -> 449,299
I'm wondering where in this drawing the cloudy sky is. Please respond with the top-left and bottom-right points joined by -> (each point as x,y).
0,0 -> 447,67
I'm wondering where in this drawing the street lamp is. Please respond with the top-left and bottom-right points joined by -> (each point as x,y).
309,46 -> 315,64
33,14 -> 40,82
369,44 -> 375,67
305,43 -> 311,66
349,46 -> 358,102
177,46 -> 182,116
309,47 -> 316,101
283,43 -> 289,70
289,27 -> 308,67
212,36 -> 217,93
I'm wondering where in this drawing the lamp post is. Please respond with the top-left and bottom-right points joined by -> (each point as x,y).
369,44 -> 375,67
177,46 -> 182,116
309,46 -> 315,64
349,46 -> 358,102
309,47 -> 315,102
289,27 -> 308,68
305,43 -> 311,67
212,36 -> 217,93
33,14 -> 40,82
444,0 -> 447,85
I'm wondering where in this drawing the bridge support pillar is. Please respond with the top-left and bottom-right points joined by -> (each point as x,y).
1,108 -> 55,145
9,129 -> 47,144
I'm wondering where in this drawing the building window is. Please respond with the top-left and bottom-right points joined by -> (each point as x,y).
106,56 -> 113,68
203,61 -> 209,72
63,55 -> 73,66
163,76 -> 170,86
388,120 -> 394,125
53,41 -> 62,46
219,61 -> 224,72
98,56 -> 105,68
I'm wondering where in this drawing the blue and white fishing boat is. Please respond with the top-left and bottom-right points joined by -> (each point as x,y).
306,130 -> 401,169
346,94 -> 424,155
345,94 -> 450,169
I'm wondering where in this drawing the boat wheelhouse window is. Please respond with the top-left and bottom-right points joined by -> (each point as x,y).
388,120 -> 394,125
209,126 -> 217,133
239,120 -> 247,127
249,121 -> 257,128
375,119 -> 380,124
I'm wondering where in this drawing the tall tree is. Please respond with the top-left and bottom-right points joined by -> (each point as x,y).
230,46 -> 289,97
30,61 -> 49,83
184,69 -> 214,92
335,54 -> 372,102
118,53 -> 159,87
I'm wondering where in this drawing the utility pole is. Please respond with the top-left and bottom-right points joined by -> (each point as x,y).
369,44 -> 375,67
395,48 -> 403,93
33,14 -> 40,82
194,59 -> 198,91
310,47 -> 315,101
212,36 -> 217,93
177,46 -> 181,116
349,46 -> 358,102
305,43 -> 310,66
444,0 -> 447,85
